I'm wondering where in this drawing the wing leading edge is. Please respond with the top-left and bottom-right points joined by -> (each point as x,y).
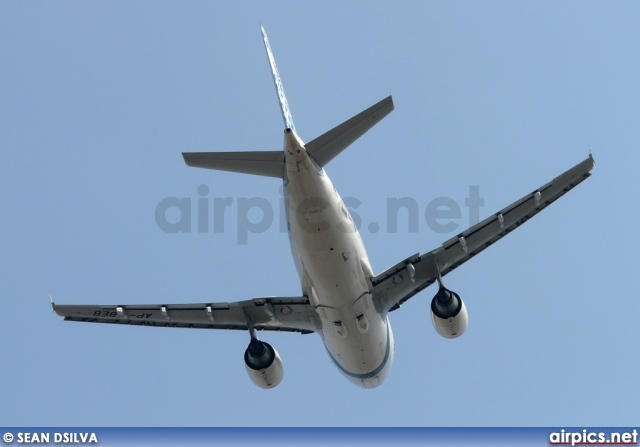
372,154 -> 595,315
52,296 -> 321,334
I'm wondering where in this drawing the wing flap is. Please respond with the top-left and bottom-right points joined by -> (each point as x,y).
370,251 -> 440,314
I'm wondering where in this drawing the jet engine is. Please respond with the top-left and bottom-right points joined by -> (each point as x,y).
430,286 -> 468,339
244,339 -> 284,389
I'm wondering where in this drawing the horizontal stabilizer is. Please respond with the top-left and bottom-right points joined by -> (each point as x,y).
182,151 -> 284,178
305,96 -> 394,167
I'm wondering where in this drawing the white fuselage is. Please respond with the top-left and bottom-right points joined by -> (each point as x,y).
282,130 -> 394,388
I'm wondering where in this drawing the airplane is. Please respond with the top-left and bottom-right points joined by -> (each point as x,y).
52,26 -> 595,389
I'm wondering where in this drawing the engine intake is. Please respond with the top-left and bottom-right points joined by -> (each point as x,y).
430,286 -> 468,339
244,339 -> 284,389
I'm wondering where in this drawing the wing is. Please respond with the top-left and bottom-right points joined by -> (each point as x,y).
372,154 -> 595,314
52,296 -> 321,334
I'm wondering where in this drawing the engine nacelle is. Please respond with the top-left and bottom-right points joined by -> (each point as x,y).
244,339 -> 284,389
430,287 -> 468,339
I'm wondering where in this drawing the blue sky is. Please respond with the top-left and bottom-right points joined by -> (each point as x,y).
1,1 -> 638,426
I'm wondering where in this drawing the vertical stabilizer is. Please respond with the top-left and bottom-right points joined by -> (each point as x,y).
261,26 -> 296,131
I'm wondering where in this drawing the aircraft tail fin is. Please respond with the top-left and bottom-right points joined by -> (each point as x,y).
261,25 -> 296,131
182,30 -> 393,178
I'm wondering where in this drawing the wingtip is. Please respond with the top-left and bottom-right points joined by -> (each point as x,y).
49,294 -> 56,312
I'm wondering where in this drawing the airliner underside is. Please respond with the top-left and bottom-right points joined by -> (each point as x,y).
52,27 -> 594,389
